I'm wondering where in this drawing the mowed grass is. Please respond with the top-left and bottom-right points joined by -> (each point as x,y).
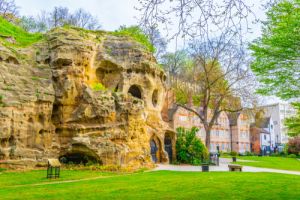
234,156 -> 300,171
0,17 -> 43,47
0,170 -> 300,200
0,169 -> 113,187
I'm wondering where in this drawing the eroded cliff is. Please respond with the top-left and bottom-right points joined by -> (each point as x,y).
0,27 -> 175,169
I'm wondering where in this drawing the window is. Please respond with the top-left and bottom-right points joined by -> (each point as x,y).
264,135 -> 266,140
179,116 -> 187,121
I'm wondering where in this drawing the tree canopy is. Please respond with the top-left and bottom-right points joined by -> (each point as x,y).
285,103 -> 300,137
250,0 -> 300,100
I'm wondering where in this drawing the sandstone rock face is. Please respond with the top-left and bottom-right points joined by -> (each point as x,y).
0,28 -> 175,169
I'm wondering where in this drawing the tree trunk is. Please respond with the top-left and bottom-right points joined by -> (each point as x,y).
205,127 -> 211,152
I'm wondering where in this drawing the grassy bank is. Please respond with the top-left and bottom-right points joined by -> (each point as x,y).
0,170 -> 299,199
232,156 -> 300,171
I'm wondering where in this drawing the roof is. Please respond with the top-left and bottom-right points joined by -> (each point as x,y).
250,124 -> 270,134
255,117 -> 271,128
48,159 -> 61,167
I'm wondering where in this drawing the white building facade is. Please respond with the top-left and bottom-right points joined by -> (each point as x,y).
261,103 -> 296,144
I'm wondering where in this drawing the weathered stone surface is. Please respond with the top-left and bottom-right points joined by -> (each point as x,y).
0,28 -> 174,169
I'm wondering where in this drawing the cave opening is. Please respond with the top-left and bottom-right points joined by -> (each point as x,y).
152,89 -> 158,107
128,85 -> 142,99
59,153 -> 101,165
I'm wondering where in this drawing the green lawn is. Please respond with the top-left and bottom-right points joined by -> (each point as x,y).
0,169 -> 113,187
233,156 -> 300,171
0,170 -> 300,200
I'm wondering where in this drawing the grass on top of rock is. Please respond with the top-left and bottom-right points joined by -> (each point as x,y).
0,170 -> 300,200
113,26 -> 155,53
233,156 -> 300,171
0,17 -> 43,47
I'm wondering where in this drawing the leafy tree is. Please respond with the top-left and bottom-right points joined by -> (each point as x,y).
250,0 -> 300,99
285,103 -> 300,137
176,127 -> 208,165
287,136 -> 300,155
161,50 -> 189,76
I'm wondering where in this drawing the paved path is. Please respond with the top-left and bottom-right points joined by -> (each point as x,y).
154,158 -> 300,175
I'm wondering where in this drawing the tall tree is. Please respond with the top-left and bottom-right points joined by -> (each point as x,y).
143,25 -> 167,60
69,8 -> 101,30
161,50 -> 188,77
172,34 -> 255,150
30,7 -> 101,32
250,0 -> 300,100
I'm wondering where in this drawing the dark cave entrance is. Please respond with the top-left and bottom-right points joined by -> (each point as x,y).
128,85 -> 142,99
59,153 -> 101,165
59,144 -> 102,165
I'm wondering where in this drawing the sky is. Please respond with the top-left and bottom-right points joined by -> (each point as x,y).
14,0 -> 283,105
15,0 -> 140,31
14,0 -> 267,50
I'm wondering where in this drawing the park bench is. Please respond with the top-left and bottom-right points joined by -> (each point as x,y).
228,164 -> 243,172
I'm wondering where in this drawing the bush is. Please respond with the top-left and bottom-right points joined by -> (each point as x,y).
91,83 -> 106,91
245,151 -> 254,156
287,154 -> 297,158
230,151 -> 238,157
287,136 -> 300,155
176,127 -> 209,165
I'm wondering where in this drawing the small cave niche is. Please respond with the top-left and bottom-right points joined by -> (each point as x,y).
39,129 -> 47,135
152,89 -> 159,107
44,58 -> 50,64
95,60 -> 121,89
51,104 -> 60,123
128,85 -> 142,99
38,114 -> 45,125
5,56 -> 19,65
54,58 -> 73,67
114,84 -> 119,92
8,135 -> 16,146
1,138 -> 7,148
55,128 -> 63,134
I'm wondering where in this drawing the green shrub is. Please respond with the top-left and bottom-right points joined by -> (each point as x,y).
176,127 -> 209,165
92,83 -> 106,91
287,154 -> 297,158
230,151 -> 238,157
113,26 -> 155,53
245,151 -> 254,156
0,168 -> 6,172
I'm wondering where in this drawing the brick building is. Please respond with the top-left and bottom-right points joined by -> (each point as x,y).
162,90 -> 252,153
